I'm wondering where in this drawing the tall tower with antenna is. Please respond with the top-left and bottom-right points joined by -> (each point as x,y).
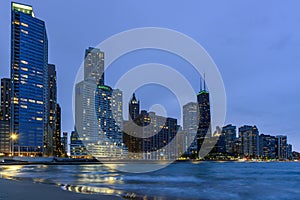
196,74 -> 212,158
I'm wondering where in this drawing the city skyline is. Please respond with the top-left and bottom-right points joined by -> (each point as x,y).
0,1 -> 299,151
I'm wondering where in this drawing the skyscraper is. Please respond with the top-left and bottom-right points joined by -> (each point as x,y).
0,78 -> 11,154
75,47 -> 104,154
96,85 -> 119,142
111,89 -> 123,142
84,47 -> 104,85
61,131 -> 68,156
196,78 -> 212,158
183,102 -> 198,156
259,134 -> 276,159
54,103 -> 63,156
129,93 -> 140,120
276,135 -> 288,160
44,64 -> 57,156
239,125 -> 259,158
11,2 -> 48,155
0,78 -> 11,120
0,120 -> 10,154
75,80 -> 98,144
222,124 -> 237,155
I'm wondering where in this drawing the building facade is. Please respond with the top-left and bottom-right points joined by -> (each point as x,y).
11,2 -> 48,155
111,89 -> 123,138
0,78 -> 11,120
239,125 -> 259,158
75,47 -> 105,157
222,124 -> 237,155
128,93 -> 140,121
84,47 -> 104,85
44,64 -> 56,156
54,103 -> 63,156
61,131 -> 68,156
259,134 -> 276,159
94,85 -> 127,159
0,78 -> 12,154
183,102 -> 198,156
276,135 -> 288,160
196,85 -> 212,158
0,120 -> 10,154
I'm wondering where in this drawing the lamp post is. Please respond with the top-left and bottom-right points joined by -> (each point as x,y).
10,133 -> 18,157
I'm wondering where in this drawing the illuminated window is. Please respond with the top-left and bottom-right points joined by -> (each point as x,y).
20,105 -> 27,109
13,20 -> 20,25
21,22 -> 28,27
21,67 -> 28,71
21,29 -> 28,34
36,84 -> 43,88
37,101 -> 43,105
13,97 -> 18,104
28,99 -> 35,103
21,60 -> 28,65
21,74 -> 28,78
36,117 -> 43,121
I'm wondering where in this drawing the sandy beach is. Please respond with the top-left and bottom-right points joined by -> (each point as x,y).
0,178 -> 123,200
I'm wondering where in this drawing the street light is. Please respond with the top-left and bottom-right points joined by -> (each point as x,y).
10,133 -> 18,157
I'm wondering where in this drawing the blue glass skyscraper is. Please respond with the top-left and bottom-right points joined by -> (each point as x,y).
10,2 -> 48,155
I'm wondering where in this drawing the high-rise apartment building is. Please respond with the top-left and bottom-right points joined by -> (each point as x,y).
61,131 -> 68,156
0,78 -> 11,120
0,120 -> 10,154
0,78 -> 12,154
11,2 -> 48,155
94,85 -> 127,158
183,102 -> 198,156
259,134 -> 276,159
276,135 -> 288,160
111,89 -> 123,138
96,85 -> 120,143
75,48 -> 103,154
222,124 -> 237,155
54,103 -> 62,156
44,64 -> 56,156
84,47 -> 104,85
239,125 -> 259,158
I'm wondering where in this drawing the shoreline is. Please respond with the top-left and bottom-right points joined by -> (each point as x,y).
0,159 -> 298,166
0,178 -> 123,200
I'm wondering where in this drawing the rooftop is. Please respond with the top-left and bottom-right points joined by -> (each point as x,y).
12,2 -> 35,17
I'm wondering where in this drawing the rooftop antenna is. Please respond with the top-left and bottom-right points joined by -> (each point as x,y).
200,76 -> 202,91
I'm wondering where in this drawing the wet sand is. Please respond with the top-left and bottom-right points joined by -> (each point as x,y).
0,178 -> 123,200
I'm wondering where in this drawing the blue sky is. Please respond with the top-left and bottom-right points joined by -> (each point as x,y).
0,0 -> 299,151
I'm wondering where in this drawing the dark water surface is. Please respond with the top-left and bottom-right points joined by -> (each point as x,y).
1,162 -> 300,199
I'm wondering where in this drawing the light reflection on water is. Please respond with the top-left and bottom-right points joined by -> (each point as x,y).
0,162 -> 300,200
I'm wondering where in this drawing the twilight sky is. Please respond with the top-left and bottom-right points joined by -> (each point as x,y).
0,0 -> 299,151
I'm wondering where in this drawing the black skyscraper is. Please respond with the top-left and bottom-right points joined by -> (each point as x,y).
196,78 -> 212,158
0,78 -> 11,120
129,93 -> 140,120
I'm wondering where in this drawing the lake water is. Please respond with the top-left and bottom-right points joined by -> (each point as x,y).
1,162 -> 300,199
